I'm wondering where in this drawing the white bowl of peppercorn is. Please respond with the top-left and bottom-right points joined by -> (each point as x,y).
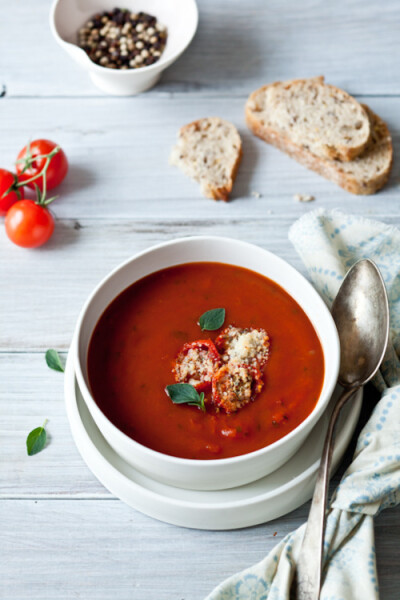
50,0 -> 198,95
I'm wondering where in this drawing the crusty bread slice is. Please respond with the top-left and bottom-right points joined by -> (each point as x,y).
246,96 -> 392,195
169,117 -> 242,201
329,105 -> 393,194
246,77 -> 371,162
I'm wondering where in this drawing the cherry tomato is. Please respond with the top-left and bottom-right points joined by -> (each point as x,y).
173,339 -> 221,392
0,169 -> 23,216
5,200 -> 54,248
16,139 -> 68,191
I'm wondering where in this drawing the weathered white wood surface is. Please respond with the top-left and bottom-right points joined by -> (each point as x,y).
1,95 -> 400,350
1,96 -> 399,221
1,0 -> 400,598
1,499 -> 397,600
3,0 -> 400,97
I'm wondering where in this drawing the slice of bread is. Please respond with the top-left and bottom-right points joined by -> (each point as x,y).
246,92 -> 392,195
246,77 -> 371,162
170,117 -> 242,201
329,105 -> 393,194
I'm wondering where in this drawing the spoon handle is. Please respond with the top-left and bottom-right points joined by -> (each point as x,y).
294,386 -> 360,600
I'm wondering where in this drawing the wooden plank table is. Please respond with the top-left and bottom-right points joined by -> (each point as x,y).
1,1 -> 399,597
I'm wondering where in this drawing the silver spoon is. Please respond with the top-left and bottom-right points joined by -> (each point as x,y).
294,259 -> 389,600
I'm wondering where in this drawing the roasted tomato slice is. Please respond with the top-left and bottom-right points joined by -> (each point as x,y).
212,363 -> 263,414
173,340 -> 221,392
215,325 -> 270,369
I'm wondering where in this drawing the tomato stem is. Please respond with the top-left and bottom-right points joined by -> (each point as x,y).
41,155 -> 48,203
43,195 -> 58,207
33,181 -> 57,208
15,146 -> 60,188
15,140 -> 33,175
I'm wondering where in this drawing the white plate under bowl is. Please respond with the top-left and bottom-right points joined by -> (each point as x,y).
65,350 -> 362,530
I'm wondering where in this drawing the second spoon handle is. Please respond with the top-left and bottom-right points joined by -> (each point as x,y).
294,386 -> 360,600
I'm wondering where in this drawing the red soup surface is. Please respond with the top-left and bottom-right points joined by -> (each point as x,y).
87,262 -> 325,460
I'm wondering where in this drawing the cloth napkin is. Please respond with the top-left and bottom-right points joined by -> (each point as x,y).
206,209 -> 400,600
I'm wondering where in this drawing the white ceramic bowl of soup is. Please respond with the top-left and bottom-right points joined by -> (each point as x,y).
50,0 -> 198,95
72,236 -> 340,491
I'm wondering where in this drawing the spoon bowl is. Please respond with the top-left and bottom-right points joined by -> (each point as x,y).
332,259 -> 390,388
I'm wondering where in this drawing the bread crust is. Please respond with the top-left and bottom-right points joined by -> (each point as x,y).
246,77 -> 371,162
171,118 -> 242,202
205,146 -> 243,201
245,89 -> 392,195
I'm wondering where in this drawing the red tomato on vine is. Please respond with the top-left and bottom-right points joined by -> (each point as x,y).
5,198 -> 55,248
16,139 -> 68,191
0,169 -> 24,216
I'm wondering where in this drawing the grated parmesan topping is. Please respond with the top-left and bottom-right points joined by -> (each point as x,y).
225,364 -> 252,401
212,362 -> 261,413
219,326 -> 269,368
175,347 -> 215,386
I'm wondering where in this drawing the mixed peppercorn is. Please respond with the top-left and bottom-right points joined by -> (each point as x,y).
78,8 -> 167,70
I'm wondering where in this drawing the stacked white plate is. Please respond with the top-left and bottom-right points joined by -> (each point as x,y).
65,348 -> 362,530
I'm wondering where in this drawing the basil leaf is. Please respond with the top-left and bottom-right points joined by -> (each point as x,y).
166,383 -> 200,403
197,392 -> 205,412
45,349 -> 64,372
199,308 -> 225,331
26,420 -> 48,456
166,384 -> 206,412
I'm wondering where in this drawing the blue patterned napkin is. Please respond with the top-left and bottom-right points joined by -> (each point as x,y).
206,209 -> 400,600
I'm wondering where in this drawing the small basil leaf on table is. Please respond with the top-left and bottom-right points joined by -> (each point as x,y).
199,308 -> 225,331
166,384 -> 206,412
45,349 -> 64,372
26,419 -> 48,456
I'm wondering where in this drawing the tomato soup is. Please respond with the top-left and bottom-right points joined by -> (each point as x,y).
87,262 -> 324,460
